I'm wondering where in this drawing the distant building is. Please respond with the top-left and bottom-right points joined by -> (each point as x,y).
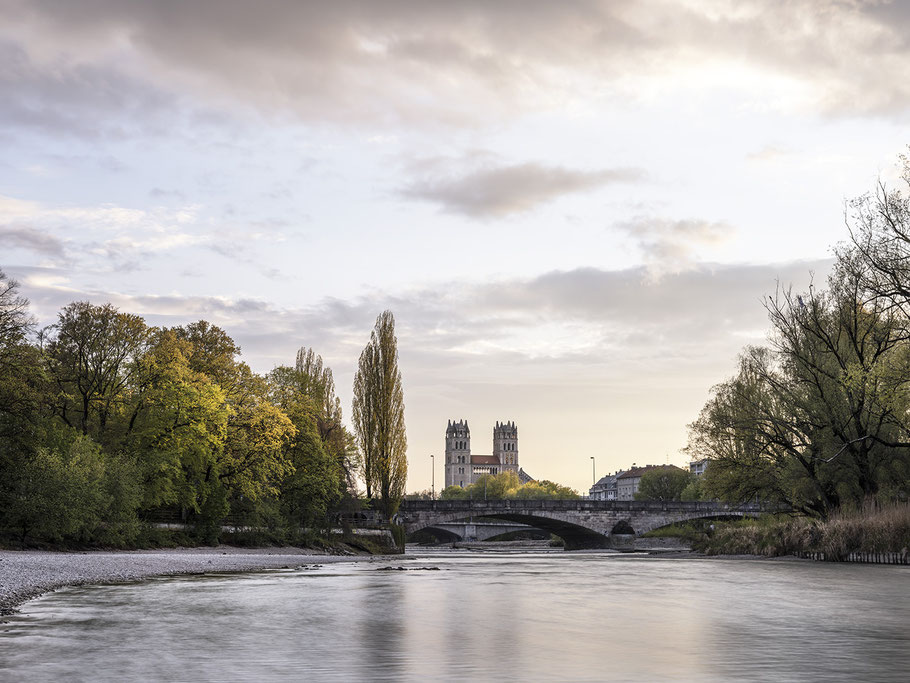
615,464 -> 686,500
444,419 -> 533,488
589,471 -> 625,500
689,459 -> 708,477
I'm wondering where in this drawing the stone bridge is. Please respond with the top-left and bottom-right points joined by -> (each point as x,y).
397,499 -> 768,550
416,521 -> 540,543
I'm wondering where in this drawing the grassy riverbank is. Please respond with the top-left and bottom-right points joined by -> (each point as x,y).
675,504 -> 910,558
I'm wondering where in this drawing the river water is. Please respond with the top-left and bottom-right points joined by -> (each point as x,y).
1,549 -> 907,682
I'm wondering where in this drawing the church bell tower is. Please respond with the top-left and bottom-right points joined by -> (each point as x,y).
445,419 -> 471,488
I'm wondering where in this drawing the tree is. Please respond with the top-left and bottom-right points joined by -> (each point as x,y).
2,434 -> 139,545
687,263 -> 910,517
269,354 -> 359,517
845,151 -> 910,320
43,301 -> 150,443
125,329 -> 230,511
469,471 -> 520,499
0,269 -> 39,430
277,402 -> 341,529
634,466 -> 692,501
170,322 -> 296,533
290,348 -> 358,496
295,347 -> 343,424
173,320 -> 243,391
439,473 -> 579,500
0,269 -> 44,464
440,485 -> 468,500
352,311 -> 407,517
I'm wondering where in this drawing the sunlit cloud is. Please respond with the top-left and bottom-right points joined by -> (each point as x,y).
613,217 -> 735,277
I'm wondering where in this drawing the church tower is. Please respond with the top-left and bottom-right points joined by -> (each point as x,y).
492,420 -> 519,472
445,419 -> 471,488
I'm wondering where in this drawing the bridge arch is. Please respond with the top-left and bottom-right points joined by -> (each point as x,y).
418,526 -> 463,543
399,508 -> 611,550
610,520 -> 635,535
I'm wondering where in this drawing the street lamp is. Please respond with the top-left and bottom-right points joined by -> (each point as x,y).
590,456 -> 596,487
430,454 -> 435,500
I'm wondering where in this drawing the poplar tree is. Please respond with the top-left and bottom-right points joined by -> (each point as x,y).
352,310 -> 407,516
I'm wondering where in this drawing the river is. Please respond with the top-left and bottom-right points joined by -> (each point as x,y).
1,549 -> 907,682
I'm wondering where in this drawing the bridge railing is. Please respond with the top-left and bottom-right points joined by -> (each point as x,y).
398,499 -> 776,513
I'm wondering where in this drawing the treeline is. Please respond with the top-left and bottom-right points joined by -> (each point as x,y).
0,280 -> 385,547
439,471 -> 579,500
687,156 -> 910,519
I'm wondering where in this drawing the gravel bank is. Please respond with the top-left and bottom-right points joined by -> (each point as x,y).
0,547 -> 377,617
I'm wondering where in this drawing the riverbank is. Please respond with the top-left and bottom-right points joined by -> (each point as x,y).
695,504 -> 910,561
0,547 -> 384,618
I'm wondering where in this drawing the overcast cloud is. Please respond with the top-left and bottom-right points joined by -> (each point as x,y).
3,0 -> 910,137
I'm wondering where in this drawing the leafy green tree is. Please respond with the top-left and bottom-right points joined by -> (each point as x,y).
267,366 -> 346,526
2,434 -> 131,545
125,328 -> 230,511
513,479 -> 580,499
0,269 -> 41,434
468,471 -> 520,499
295,347 -> 343,424
0,271 -> 48,526
439,473 -> 579,500
273,349 -> 360,504
168,322 -> 296,534
679,478 -> 705,501
173,320 -> 243,391
278,401 -> 340,529
634,466 -> 692,501
352,311 -> 407,517
440,485 -> 469,500
43,301 -> 150,443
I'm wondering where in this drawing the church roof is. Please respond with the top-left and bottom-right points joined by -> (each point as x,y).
470,455 -> 499,465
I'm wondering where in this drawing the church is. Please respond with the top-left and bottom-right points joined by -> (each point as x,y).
444,419 -> 533,489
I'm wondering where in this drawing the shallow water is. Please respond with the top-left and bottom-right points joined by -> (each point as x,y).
1,550 -> 907,682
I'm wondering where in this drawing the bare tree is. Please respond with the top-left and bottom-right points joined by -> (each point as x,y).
845,152 -> 910,320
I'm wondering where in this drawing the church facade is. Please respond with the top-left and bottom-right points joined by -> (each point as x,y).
444,419 -> 532,489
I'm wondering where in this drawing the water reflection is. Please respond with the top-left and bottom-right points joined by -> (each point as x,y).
0,552 -> 907,682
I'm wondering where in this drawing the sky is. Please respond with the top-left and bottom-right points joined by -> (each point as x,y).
2,0 -> 910,494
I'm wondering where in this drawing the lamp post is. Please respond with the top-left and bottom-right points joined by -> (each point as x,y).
430,454 -> 435,500
590,456 -> 596,487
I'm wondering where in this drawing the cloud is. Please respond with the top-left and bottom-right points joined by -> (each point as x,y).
9,258 -> 832,377
402,162 -> 643,217
0,225 -> 66,257
614,217 -> 735,276
3,0 -> 910,138
0,193 -> 206,270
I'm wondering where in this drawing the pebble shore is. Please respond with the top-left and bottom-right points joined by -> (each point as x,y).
0,547 -> 375,617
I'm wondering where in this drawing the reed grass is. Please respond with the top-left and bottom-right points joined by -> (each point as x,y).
694,503 -> 910,558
